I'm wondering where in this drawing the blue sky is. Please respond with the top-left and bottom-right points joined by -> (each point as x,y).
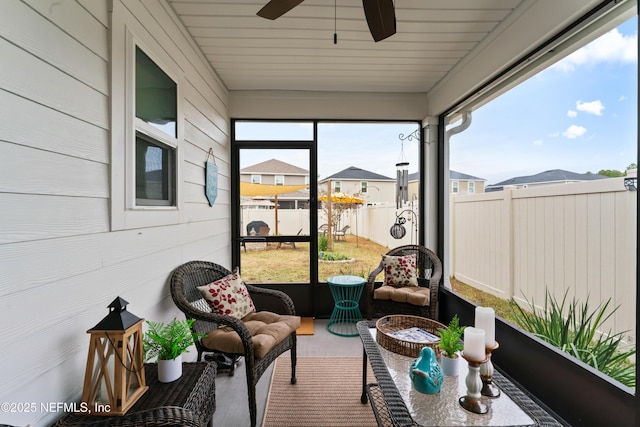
238,16 -> 637,186
451,16 -> 638,184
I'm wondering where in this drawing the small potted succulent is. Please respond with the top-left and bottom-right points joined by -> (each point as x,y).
436,315 -> 466,376
143,318 -> 205,382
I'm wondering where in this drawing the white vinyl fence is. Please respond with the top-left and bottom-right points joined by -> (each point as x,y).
450,177 -> 636,347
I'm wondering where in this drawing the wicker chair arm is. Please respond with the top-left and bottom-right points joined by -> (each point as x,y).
245,284 -> 297,315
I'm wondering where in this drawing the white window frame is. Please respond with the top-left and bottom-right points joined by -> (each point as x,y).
251,175 -> 262,184
468,181 -> 475,194
334,181 -> 342,192
110,24 -> 184,230
275,175 -> 285,185
361,181 -> 368,193
452,181 -> 459,193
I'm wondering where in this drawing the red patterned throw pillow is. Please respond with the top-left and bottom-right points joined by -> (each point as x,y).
197,267 -> 256,319
382,254 -> 418,288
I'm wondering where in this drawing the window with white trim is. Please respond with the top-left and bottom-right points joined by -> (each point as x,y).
134,47 -> 177,207
251,175 -> 261,184
452,181 -> 459,193
275,175 -> 285,185
361,181 -> 368,193
334,181 -> 342,192
468,181 -> 475,194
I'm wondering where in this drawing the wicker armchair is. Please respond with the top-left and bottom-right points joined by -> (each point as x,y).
365,245 -> 442,320
170,261 -> 298,427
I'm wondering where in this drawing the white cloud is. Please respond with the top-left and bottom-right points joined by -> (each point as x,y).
552,28 -> 637,72
619,95 -> 627,101
533,139 -> 543,146
567,110 -> 577,117
562,125 -> 587,139
576,100 -> 605,116
549,132 -> 560,138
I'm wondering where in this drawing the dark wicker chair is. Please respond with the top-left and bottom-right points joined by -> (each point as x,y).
170,261 -> 297,427
365,245 -> 442,320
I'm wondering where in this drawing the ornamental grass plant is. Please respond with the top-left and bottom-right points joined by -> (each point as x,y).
509,290 -> 636,388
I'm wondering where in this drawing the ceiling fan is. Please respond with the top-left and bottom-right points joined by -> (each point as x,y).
257,0 -> 396,42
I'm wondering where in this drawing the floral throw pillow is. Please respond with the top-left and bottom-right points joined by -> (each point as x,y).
382,254 -> 418,288
197,267 -> 256,319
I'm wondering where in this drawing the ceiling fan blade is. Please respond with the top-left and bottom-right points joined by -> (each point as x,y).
257,0 -> 305,20
362,0 -> 396,42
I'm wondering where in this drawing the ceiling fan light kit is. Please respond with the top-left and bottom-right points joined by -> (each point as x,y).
257,0 -> 396,42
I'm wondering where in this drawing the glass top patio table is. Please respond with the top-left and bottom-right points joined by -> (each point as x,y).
357,320 -> 564,427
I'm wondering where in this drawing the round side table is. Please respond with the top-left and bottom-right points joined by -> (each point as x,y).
327,275 -> 366,336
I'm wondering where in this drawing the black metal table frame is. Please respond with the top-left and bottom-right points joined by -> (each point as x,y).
357,320 -> 564,427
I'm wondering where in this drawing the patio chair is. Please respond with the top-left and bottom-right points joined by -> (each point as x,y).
334,225 -> 350,241
170,261 -> 299,427
318,223 -> 328,235
277,228 -> 302,249
365,245 -> 442,320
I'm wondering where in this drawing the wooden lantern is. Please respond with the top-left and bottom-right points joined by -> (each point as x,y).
81,297 -> 148,416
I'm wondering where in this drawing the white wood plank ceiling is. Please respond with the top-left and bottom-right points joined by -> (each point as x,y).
167,0 -> 612,94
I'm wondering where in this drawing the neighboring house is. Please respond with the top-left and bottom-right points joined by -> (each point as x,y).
320,166 -> 395,204
241,159 -> 310,209
485,169 -> 608,192
408,170 -> 487,196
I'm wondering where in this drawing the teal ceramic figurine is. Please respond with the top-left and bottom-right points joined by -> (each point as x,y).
410,347 -> 444,394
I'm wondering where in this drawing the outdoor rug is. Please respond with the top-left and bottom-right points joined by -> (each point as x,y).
296,317 -> 315,335
262,357 -> 377,426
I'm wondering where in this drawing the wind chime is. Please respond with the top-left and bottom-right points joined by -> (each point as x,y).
395,136 -> 410,209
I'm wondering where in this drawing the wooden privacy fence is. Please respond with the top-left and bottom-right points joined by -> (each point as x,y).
450,177 -> 636,347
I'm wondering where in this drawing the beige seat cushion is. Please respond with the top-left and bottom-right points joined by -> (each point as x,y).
201,311 -> 301,359
374,285 -> 430,306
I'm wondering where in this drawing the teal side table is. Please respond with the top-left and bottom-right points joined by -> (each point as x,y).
327,275 -> 366,336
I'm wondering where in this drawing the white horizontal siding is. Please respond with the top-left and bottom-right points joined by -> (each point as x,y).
0,0 -> 231,425
0,90 -> 109,163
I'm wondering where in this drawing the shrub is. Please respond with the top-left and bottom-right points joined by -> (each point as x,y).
509,290 -> 636,388
320,251 -> 350,261
318,234 -> 328,252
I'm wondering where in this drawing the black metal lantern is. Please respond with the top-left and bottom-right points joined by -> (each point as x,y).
390,217 -> 407,239
81,297 -> 148,415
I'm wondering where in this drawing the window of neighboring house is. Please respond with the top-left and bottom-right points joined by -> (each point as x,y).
251,175 -> 261,184
334,181 -> 342,192
361,182 -> 368,193
135,47 -> 177,207
304,175 -> 310,189
452,181 -> 459,193
275,175 -> 285,185
468,181 -> 475,194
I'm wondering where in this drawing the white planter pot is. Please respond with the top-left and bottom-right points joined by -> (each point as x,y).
440,353 -> 460,376
158,355 -> 182,383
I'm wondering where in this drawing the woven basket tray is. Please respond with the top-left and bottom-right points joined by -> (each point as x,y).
376,315 -> 446,358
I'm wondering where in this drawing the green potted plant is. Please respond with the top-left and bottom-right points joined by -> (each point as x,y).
437,315 -> 466,376
143,318 -> 205,383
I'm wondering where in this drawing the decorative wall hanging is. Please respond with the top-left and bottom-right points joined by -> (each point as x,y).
205,148 -> 218,207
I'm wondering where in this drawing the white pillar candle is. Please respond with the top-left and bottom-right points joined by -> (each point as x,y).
475,306 -> 495,346
463,327 -> 486,361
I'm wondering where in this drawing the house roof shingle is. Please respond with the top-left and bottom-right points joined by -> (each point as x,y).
491,169 -> 607,187
321,166 -> 393,181
408,170 -> 486,181
241,158 -> 308,175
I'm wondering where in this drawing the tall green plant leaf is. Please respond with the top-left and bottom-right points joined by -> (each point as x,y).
509,290 -> 635,388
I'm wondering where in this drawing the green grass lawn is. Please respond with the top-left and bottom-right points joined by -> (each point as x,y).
240,234 -> 387,283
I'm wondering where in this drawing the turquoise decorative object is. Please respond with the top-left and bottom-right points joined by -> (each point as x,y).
410,347 -> 444,394
205,149 -> 218,207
